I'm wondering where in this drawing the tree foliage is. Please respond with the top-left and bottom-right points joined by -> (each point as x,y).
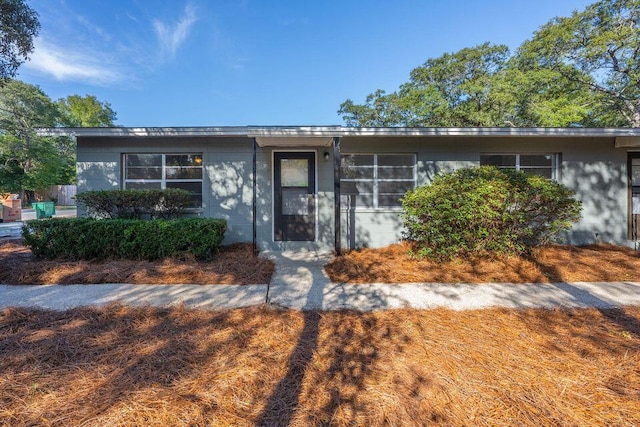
339,43 -> 512,127
519,0 -> 640,127
401,166 -> 582,260
57,95 -> 117,127
340,0 -> 639,127
0,79 -> 72,195
0,80 -> 118,198
0,0 -> 40,79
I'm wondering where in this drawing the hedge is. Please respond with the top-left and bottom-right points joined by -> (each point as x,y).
401,166 -> 582,260
75,189 -> 193,220
22,218 -> 227,261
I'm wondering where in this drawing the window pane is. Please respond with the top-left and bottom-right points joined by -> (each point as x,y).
378,194 -> 404,208
125,182 -> 162,190
126,167 -> 162,179
281,188 -> 309,215
379,181 -> 414,194
378,167 -> 414,179
341,154 -> 374,167
281,159 -> 308,187
166,182 -> 201,207
378,154 -> 414,167
341,194 -> 373,209
520,155 -> 553,167
166,154 -> 202,166
480,154 -> 516,167
521,168 -> 553,179
341,167 -> 373,179
126,154 -> 161,167
166,181 -> 202,193
341,180 -> 373,195
166,167 -> 203,179
632,158 -> 640,166
633,166 -> 640,186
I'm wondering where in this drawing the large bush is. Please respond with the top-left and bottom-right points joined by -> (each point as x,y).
75,189 -> 193,219
22,218 -> 227,261
401,166 -> 582,259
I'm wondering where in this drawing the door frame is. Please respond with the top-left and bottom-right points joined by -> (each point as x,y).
271,149 -> 318,242
628,151 -> 640,240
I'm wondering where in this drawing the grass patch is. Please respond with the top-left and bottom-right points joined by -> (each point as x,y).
0,305 -> 639,426
326,242 -> 640,283
0,240 -> 273,285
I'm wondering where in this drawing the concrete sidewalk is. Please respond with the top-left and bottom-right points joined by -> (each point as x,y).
265,251 -> 640,310
0,283 -> 267,310
2,250 -> 640,311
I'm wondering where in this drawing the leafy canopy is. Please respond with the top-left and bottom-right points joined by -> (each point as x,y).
340,0 -> 639,127
0,0 -> 39,79
519,0 -> 640,127
0,79 -> 118,195
57,95 -> 117,127
0,79 -> 72,193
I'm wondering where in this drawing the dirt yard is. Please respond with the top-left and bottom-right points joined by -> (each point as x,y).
0,240 -> 273,285
0,305 -> 638,426
326,242 -> 640,283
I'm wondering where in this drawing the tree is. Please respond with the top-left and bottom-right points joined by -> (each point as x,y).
0,79 -> 73,199
339,43 -> 513,127
340,0 -> 637,128
0,0 -> 40,79
519,0 -> 640,127
57,94 -> 117,127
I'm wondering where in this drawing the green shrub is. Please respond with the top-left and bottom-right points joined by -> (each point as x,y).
401,166 -> 582,260
22,218 -> 227,261
75,189 -> 193,219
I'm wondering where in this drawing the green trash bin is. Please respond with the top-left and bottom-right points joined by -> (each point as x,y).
32,202 -> 56,219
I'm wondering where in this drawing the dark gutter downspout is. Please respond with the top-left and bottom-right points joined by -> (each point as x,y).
333,136 -> 341,255
252,138 -> 258,257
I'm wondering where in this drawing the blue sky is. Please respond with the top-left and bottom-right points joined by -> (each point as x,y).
19,0 -> 594,127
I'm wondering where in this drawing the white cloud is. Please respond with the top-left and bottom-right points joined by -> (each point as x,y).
153,4 -> 198,59
24,38 -> 125,86
77,15 -> 112,42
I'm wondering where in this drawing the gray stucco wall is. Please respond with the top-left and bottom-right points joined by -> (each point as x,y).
340,136 -> 627,249
77,134 -> 630,252
77,136 -> 254,245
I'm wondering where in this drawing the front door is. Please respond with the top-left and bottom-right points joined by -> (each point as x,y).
274,152 -> 316,241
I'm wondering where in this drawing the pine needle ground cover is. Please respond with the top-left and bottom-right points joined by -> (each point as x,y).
0,305 -> 639,426
0,241 -> 273,285
326,242 -> 640,283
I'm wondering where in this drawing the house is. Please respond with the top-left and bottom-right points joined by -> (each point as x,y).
62,126 -> 640,253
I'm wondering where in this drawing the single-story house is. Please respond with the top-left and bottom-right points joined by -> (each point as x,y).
57,126 -> 640,253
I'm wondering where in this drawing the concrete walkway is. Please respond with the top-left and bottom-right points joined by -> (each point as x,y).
2,250 -> 640,311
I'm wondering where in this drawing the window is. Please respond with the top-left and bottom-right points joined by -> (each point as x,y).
480,153 -> 560,180
340,154 -> 416,209
123,153 -> 203,207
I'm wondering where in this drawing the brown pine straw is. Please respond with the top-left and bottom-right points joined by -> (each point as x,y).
0,305 -> 639,426
326,242 -> 640,283
0,241 -> 273,285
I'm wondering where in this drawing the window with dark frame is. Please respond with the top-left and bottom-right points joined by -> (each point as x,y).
480,153 -> 560,180
340,153 -> 416,209
123,153 -> 203,207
